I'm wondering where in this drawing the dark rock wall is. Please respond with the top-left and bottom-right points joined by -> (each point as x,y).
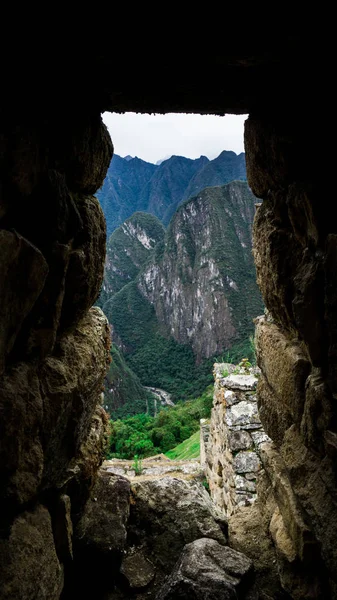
0,112 -> 113,599
246,113 -> 337,599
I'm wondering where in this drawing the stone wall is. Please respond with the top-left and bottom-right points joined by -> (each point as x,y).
203,363 -> 270,517
243,113 -> 337,599
0,114 -> 113,599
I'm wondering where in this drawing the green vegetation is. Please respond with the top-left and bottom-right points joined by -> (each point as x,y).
165,430 -> 200,460
97,212 -> 165,308
131,454 -> 143,475
101,180 -> 262,420
104,282 -> 214,401
107,387 -> 213,459
104,344 -> 157,419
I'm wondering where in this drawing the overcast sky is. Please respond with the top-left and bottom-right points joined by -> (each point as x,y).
102,112 -> 247,164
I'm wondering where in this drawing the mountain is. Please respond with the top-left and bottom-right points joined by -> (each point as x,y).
97,155 -> 157,237
98,212 -> 165,307
182,151 -> 246,201
96,151 -> 247,236
104,343 -> 156,419
138,180 -> 262,361
102,181 -> 263,398
137,155 -> 209,226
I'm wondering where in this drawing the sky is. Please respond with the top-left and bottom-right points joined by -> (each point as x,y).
102,112 -> 247,164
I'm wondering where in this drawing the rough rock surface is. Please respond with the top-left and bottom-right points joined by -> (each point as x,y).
75,471 -> 130,560
60,195 -> 107,330
0,229 -> 48,375
136,181 -> 263,362
228,471 -> 290,600
156,538 -> 257,600
128,476 -> 227,571
245,111 -> 337,597
121,550 -> 155,589
255,316 -> 310,445
0,504 -> 64,600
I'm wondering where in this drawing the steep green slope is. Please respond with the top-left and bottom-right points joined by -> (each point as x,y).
103,281 -> 213,400
139,181 -> 263,361
108,387 -> 213,459
165,430 -> 200,460
183,150 -> 246,201
97,155 -> 157,236
104,343 -> 156,419
98,212 -> 165,306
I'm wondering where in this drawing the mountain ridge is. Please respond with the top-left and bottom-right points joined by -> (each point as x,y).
96,151 -> 246,236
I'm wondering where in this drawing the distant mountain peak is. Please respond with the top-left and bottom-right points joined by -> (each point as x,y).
97,151 -> 246,236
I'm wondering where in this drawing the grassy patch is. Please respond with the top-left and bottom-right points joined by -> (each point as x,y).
165,430 -> 200,460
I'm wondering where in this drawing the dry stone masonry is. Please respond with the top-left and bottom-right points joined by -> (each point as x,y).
202,363 -> 270,516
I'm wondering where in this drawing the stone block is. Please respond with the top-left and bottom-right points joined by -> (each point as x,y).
234,475 -> 256,493
221,374 -> 258,391
233,451 -> 261,474
227,401 -> 260,428
256,373 -> 293,446
255,315 -> 310,426
259,441 -> 316,564
229,430 -> 253,451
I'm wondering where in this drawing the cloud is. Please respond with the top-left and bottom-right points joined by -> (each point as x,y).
102,112 -> 247,164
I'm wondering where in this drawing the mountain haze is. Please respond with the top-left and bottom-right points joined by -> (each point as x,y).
96,151 -> 247,236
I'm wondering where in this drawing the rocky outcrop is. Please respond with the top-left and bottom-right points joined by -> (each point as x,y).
103,181 -> 262,364
137,181 -> 263,362
99,211 -> 165,305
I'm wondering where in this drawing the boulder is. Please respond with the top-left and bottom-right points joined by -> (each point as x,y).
75,471 -> 130,561
120,550 -> 155,589
0,504 -> 64,600
129,477 -> 227,572
156,537 -> 257,600
60,115 -> 113,195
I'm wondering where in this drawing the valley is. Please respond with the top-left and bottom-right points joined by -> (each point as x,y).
97,150 -> 264,460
